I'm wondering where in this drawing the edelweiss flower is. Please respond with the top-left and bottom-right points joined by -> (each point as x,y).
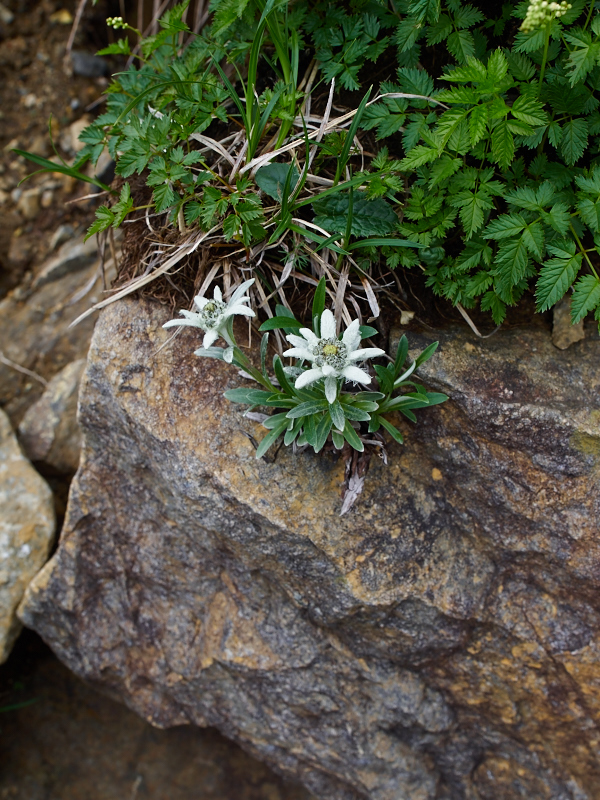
283,309 -> 385,403
163,278 -> 255,362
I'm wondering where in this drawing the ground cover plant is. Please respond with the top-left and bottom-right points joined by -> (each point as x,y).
17,0 -> 600,483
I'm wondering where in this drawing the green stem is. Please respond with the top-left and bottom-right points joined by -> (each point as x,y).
570,223 -> 600,280
584,0 -> 596,30
538,23 -> 552,95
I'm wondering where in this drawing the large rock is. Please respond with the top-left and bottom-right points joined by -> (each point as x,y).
18,299 -> 600,799
0,408 -> 55,663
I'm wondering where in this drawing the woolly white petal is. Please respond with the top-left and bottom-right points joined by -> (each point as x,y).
320,309 -> 337,339
223,346 -> 234,363
194,295 -> 210,310
203,329 -> 220,349
163,318 -> 202,329
299,328 -> 319,346
347,347 -> 386,362
227,303 -> 255,317
179,309 -> 202,322
286,333 -> 311,349
321,364 -> 336,376
342,319 -> 361,349
342,365 -> 372,384
282,347 -> 315,361
213,286 -> 222,302
295,368 -> 325,389
325,375 -> 338,404
229,278 -> 255,305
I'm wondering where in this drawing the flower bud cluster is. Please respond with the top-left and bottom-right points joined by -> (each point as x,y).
520,0 -> 571,32
106,16 -> 127,29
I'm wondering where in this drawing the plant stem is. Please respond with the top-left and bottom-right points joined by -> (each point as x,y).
538,23 -> 552,95
570,223 -> 600,280
585,0 -> 596,30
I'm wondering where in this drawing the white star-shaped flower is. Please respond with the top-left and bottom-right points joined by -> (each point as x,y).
283,309 -> 385,403
163,279 -> 255,362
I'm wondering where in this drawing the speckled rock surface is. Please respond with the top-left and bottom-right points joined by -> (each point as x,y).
19,299 -> 600,799
0,408 -> 55,663
18,358 -> 85,474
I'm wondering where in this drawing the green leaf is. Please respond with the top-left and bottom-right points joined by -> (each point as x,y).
85,205 -> 114,240
359,325 -> 379,338
224,388 -> 275,405
263,412 -> 292,430
577,198 -> 600,233
313,414 -> 333,453
374,364 -> 394,394
468,104 -> 488,148
398,145 -> 438,170
447,30 -> 475,63
394,335 -> 409,374
329,400 -> 346,432
491,119 -> 514,169
564,30 -> 600,86
414,340 -> 439,366
287,399 -> 330,418
493,236 -> 530,291
571,274 -> 600,323
255,419 -> 289,459
97,38 -> 131,56
561,119 -> 588,166
484,213 -> 527,240
511,96 -> 548,128
312,277 -> 327,329
480,290 -> 507,325
541,204 -> 571,236
378,415 -> 404,444
312,192 -> 397,237
259,316 -> 303,331
342,405 -> 372,422
535,245 -> 582,312
522,221 -> 544,259
255,162 -> 300,201
342,420 -> 364,452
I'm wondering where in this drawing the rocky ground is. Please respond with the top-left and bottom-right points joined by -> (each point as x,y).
0,1 -> 313,797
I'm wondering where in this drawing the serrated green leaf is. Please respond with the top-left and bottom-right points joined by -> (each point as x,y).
468,104 -> 488,147
577,198 -> 600,232
484,213 -> 527,240
85,205 -> 114,240
511,96 -> 548,127
312,192 -> 397,236
491,119 -> 514,169
398,145 -> 438,170
541,204 -> 571,236
522,221 -> 544,259
480,290 -> 507,325
535,250 -> 582,312
493,236 -> 529,290
571,274 -> 600,323
447,30 -> 475,63
561,118 -> 588,166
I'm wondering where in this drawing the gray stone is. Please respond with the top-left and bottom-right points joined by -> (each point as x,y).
18,359 -> 86,473
33,236 -> 98,289
18,299 -> 600,799
70,51 -> 109,79
0,408 -> 55,663
552,294 -> 586,349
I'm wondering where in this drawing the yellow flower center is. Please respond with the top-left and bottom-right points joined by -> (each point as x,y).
322,343 -> 339,356
204,302 -> 216,312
